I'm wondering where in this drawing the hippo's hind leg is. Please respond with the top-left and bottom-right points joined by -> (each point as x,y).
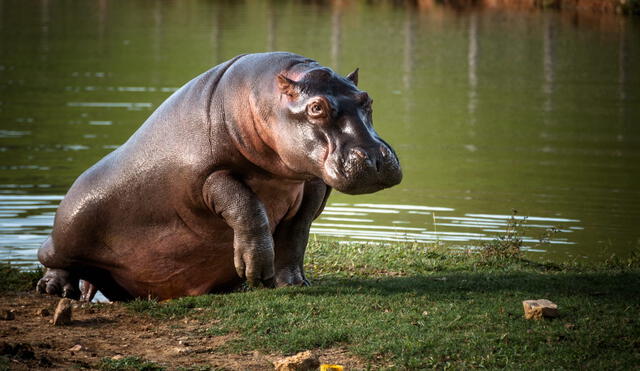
273,180 -> 331,287
37,238 -> 132,302
36,237 -> 81,300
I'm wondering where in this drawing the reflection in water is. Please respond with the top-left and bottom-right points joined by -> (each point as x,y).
67,102 -> 153,110
39,0 -> 49,56
1,1 -> 639,266
542,13 -> 555,114
331,0 -> 342,70
467,12 -> 478,126
617,18 -> 627,107
403,5 -> 416,93
267,1 -> 277,51
211,2 -> 222,61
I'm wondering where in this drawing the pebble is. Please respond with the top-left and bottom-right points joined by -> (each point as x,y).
69,344 -> 83,352
53,298 -> 73,325
274,350 -> 320,371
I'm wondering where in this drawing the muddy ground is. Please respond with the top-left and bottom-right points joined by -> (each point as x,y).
0,291 -> 363,370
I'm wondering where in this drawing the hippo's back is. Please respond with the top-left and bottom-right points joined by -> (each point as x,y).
47,55 -> 248,267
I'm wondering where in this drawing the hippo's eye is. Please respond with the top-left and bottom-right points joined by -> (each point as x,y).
310,103 -> 322,114
306,101 -> 326,119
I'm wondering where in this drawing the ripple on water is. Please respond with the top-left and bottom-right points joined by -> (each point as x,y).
312,203 -> 581,250
0,197 -> 583,267
0,195 -> 59,268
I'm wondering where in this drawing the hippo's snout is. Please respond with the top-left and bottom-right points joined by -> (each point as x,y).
327,142 -> 402,195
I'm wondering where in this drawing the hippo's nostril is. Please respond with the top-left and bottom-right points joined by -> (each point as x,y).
379,145 -> 389,159
351,148 -> 367,160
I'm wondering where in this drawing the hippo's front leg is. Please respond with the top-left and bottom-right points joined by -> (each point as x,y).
273,179 -> 331,287
203,171 -> 275,287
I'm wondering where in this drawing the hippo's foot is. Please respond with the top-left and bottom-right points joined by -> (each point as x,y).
234,235 -> 276,288
275,266 -> 310,287
36,268 -> 80,300
80,280 -> 98,302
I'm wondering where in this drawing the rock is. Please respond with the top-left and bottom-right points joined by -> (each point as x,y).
112,355 -> 124,360
172,346 -> 191,355
274,350 -> 320,371
523,299 -> 559,320
53,298 -> 73,325
69,344 -> 82,352
36,308 -> 50,317
0,309 -> 15,320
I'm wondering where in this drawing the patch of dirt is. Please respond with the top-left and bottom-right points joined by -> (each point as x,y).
0,292 -> 364,370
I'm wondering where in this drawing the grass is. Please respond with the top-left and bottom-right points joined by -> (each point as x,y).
2,226 -> 640,369
98,356 -> 165,371
124,240 -> 640,370
0,263 -> 42,293
0,356 -> 9,371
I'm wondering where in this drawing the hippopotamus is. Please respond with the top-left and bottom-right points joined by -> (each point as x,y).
36,52 -> 402,301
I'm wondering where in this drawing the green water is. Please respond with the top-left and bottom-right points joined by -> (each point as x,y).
1,0 -> 639,266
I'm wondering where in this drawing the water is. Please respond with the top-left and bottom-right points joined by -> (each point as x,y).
1,0 -> 639,267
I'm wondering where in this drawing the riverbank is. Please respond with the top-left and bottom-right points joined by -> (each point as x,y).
2,241 -> 639,370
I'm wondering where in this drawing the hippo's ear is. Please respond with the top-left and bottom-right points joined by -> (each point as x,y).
346,68 -> 359,86
277,74 -> 299,98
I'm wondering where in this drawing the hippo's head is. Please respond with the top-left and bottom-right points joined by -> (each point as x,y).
267,66 -> 402,194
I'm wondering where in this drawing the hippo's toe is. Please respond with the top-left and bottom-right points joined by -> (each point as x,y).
275,266 -> 310,287
36,269 -> 80,300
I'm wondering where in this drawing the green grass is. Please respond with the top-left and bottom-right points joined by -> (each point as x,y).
98,356 -> 165,371
0,263 -> 42,293
2,236 -> 639,369
125,240 -> 640,370
0,356 -> 10,371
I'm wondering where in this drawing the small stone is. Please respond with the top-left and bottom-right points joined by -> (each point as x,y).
112,355 -> 124,360
523,299 -> 559,320
53,298 -> 73,325
69,344 -> 82,352
37,308 -> 50,317
172,346 -> 190,354
274,350 -> 320,371
0,309 -> 15,320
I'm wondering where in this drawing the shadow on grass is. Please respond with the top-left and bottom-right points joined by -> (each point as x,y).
297,270 -> 640,301
122,269 -> 640,369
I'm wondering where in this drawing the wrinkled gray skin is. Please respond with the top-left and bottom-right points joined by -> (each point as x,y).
36,52 -> 402,301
